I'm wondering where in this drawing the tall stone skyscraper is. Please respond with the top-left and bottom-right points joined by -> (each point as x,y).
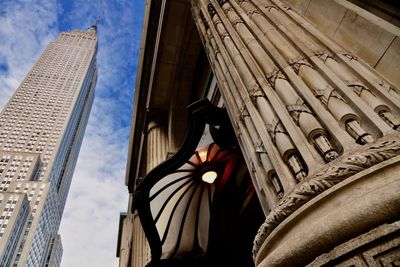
0,25 -> 98,266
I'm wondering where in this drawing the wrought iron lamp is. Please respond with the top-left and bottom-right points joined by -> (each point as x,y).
133,99 -> 240,266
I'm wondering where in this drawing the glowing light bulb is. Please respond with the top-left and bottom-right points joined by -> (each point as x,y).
202,171 -> 218,184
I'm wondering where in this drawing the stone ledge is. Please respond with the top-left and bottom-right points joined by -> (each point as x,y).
307,220 -> 400,266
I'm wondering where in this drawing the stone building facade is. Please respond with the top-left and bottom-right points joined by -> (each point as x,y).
118,0 -> 400,266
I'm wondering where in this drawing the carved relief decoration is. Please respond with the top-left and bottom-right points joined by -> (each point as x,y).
262,4 -> 279,12
340,52 -> 358,61
345,81 -> 375,97
240,101 -> 250,119
253,135 -> 400,258
287,99 -> 313,125
232,17 -> 244,28
389,86 -> 400,96
315,51 -> 336,63
266,69 -> 286,87
208,3 -> 217,18
315,85 -> 346,106
246,8 -> 261,18
250,83 -> 265,103
307,220 -> 400,266
267,119 -> 287,143
289,57 -> 313,74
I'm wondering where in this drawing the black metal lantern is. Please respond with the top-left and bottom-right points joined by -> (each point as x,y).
133,99 -> 262,267
147,142 -> 238,260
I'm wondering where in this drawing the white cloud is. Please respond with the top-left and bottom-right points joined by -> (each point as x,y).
0,0 -> 59,108
59,105 -> 129,266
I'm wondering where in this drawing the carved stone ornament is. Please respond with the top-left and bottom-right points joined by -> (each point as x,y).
340,52 -> 358,61
232,17 -> 244,28
315,85 -> 346,106
388,86 -> 400,96
255,140 -> 266,153
287,99 -> 313,125
217,0 -> 228,5
246,7 -> 261,18
199,12 -> 209,29
249,84 -> 265,103
315,51 -> 335,63
266,69 -> 286,87
289,57 -> 313,75
278,4 -> 292,11
220,30 -> 230,40
267,119 -> 287,143
253,135 -> 400,259
225,5 -> 235,13
344,80 -> 374,96
263,4 -> 279,12
240,100 -> 250,119
208,3 -> 217,18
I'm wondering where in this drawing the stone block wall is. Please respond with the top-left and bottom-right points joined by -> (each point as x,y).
284,0 -> 400,88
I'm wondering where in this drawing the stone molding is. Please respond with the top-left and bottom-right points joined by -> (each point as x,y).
307,220 -> 400,266
253,134 -> 400,258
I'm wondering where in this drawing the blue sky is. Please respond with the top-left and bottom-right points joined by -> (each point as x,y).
0,0 -> 144,266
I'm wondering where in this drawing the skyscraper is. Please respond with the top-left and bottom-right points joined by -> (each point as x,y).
0,25 -> 98,266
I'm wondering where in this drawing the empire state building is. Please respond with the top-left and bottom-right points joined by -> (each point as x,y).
0,25 -> 98,266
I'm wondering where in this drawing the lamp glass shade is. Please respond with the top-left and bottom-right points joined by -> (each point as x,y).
148,142 -> 237,259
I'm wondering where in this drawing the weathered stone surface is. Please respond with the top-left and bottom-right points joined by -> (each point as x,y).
304,0 -> 347,37
307,220 -> 400,266
256,154 -> 400,266
333,10 -> 396,67
375,37 -> 400,88
254,135 -> 400,265
283,0 -> 311,15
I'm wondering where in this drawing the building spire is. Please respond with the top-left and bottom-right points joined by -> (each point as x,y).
88,17 -> 100,34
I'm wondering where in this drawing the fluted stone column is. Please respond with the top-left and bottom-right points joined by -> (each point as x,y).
130,215 -> 149,267
146,120 -> 169,171
189,0 -> 400,266
131,115 -> 169,267
118,197 -> 133,267
119,223 -> 129,267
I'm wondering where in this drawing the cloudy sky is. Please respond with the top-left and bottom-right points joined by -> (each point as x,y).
0,0 -> 144,266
